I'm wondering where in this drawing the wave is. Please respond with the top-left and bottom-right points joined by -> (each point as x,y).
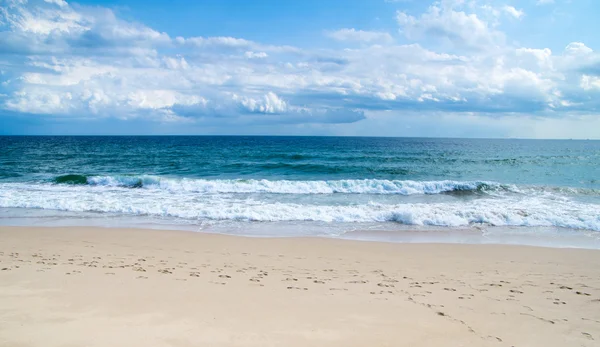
0,182 -> 599,231
53,174 -> 91,185
50,175 -> 515,195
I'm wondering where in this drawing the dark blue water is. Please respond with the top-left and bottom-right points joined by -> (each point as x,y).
1,136 -> 599,247
1,136 -> 599,187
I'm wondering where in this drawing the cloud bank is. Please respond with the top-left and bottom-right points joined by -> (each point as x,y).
0,0 -> 599,137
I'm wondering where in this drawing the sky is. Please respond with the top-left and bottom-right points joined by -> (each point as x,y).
1,0 -> 600,138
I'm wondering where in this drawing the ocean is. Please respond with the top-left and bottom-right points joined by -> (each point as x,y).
1,136 -> 599,248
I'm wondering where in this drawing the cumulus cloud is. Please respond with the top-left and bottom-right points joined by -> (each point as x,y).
234,92 -> 288,114
396,3 -> 505,50
0,0 -> 599,137
580,76 -> 600,91
564,42 -> 593,55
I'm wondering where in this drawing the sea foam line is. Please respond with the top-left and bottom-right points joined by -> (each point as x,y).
1,183 -> 599,231
51,175 -> 516,195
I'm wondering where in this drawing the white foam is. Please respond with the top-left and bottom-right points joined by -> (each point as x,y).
83,175 -> 513,195
1,182 -> 599,231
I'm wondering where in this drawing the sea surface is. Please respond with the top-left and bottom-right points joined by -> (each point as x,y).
1,136 -> 599,248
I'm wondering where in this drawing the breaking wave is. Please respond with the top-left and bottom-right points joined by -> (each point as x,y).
1,179 -> 599,231
51,174 -> 516,196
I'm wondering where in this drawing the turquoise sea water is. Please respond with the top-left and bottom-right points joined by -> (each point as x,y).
1,136 -> 599,248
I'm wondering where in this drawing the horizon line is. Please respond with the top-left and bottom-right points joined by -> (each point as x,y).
0,134 -> 598,141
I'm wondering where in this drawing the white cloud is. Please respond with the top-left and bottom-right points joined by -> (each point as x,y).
502,6 -> 524,19
580,75 -> 600,91
43,0 -> 67,7
325,29 -> 393,43
396,3 -> 504,50
564,42 -> 593,55
0,0 -> 599,138
182,36 -> 253,48
5,88 -> 74,114
244,51 -> 268,59
234,92 -> 288,114
2,1 -> 88,35
127,90 -> 201,110
162,56 -> 189,70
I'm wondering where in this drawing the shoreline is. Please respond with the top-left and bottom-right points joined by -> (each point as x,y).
2,215 -> 600,249
1,226 -> 599,346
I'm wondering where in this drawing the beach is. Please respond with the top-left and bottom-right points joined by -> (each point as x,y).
2,0 -> 600,343
1,226 -> 599,347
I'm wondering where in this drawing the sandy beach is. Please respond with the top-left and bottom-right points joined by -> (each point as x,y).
1,226 -> 599,347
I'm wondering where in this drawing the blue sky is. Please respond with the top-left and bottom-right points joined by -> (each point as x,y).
1,0 -> 600,138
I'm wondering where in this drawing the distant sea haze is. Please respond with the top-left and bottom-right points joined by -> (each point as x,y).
1,136 -> 599,248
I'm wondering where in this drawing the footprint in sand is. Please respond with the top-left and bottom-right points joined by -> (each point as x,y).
575,291 -> 591,296
378,283 -> 394,288
582,332 -> 594,340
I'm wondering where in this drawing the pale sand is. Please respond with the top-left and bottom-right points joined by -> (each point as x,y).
1,227 -> 599,347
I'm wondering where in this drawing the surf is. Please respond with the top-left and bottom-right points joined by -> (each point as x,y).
49,175 -> 518,196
